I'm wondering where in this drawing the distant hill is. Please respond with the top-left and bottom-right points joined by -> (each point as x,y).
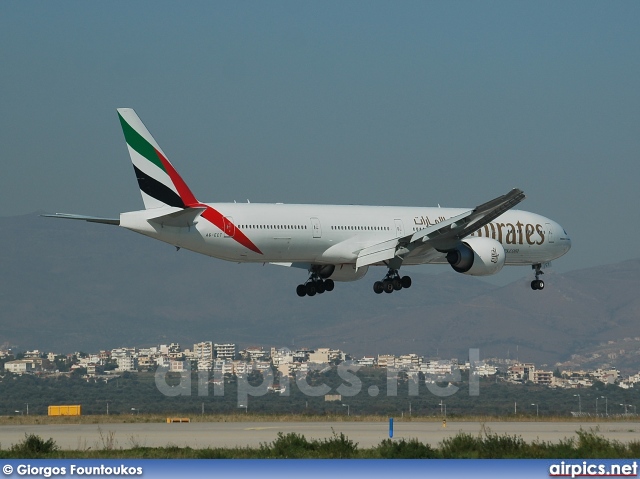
1,213 -> 639,370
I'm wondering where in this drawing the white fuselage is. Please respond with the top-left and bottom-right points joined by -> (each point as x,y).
120,203 -> 571,270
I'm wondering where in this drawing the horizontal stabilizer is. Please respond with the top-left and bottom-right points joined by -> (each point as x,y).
146,207 -> 206,228
41,213 -> 120,226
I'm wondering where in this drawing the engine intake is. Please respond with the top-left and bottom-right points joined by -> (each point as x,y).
446,237 -> 505,276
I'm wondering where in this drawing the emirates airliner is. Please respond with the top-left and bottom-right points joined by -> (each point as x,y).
45,109 -> 571,296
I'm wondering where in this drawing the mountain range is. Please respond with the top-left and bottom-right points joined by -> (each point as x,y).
1,213 -> 638,371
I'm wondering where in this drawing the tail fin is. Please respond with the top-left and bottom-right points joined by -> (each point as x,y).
117,108 -> 199,209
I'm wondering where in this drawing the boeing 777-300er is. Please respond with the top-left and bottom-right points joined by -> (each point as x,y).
45,108 -> 571,296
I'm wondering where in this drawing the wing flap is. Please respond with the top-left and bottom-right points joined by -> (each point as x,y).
355,247 -> 396,269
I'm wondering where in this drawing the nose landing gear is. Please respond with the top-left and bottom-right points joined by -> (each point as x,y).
373,270 -> 411,294
531,263 -> 545,290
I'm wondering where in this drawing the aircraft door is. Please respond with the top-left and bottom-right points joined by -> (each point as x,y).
394,219 -> 405,238
310,217 -> 322,238
223,216 -> 235,238
545,223 -> 554,243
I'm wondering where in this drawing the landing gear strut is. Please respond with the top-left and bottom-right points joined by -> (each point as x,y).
373,269 -> 411,294
296,268 -> 335,297
531,263 -> 545,290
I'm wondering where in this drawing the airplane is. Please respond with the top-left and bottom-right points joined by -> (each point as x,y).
44,108 -> 572,297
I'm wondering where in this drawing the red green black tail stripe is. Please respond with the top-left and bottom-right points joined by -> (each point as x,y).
133,164 -> 186,209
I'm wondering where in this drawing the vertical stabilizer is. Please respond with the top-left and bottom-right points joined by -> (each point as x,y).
117,108 -> 199,209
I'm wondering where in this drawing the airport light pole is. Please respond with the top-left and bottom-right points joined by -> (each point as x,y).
531,403 -> 538,418
601,396 -> 608,417
596,397 -> 599,417
620,404 -> 632,415
574,394 -> 581,415
342,404 -> 350,416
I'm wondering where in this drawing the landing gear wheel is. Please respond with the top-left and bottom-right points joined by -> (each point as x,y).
530,279 -> 545,290
305,282 -> 316,296
296,284 -> 306,297
324,279 -> 335,292
315,280 -> 326,294
374,268 -> 411,295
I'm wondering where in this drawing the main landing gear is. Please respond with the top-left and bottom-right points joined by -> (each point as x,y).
373,270 -> 412,294
531,263 -> 545,290
296,275 -> 335,297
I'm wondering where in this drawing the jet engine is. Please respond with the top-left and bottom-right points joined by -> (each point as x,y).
445,237 -> 505,276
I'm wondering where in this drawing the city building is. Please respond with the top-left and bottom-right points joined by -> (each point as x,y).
4,360 -> 36,374
215,343 -> 237,360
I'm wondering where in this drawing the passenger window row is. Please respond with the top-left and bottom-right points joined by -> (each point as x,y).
330,226 -> 390,231
239,225 -> 307,230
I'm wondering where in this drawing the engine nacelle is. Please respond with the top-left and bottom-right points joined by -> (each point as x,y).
327,264 -> 369,282
445,237 -> 505,276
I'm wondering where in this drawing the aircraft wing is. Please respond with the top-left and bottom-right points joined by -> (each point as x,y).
41,213 -> 120,226
355,188 -> 525,269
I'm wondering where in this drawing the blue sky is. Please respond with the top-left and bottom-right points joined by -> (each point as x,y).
1,1 -> 639,279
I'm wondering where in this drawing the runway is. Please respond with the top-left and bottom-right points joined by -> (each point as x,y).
1,421 -> 638,450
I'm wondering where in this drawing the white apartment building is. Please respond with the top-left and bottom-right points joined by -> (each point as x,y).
397,354 -> 423,368
357,356 -> 375,367
271,348 -> 294,366
194,341 -> 213,360
197,359 -> 213,371
4,360 -> 36,374
111,348 -> 135,361
116,356 -> 138,372
215,343 -> 237,360
421,360 -> 455,376
377,354 -> 396,368
471,362 -> 498,377
212,360 -> 234,376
